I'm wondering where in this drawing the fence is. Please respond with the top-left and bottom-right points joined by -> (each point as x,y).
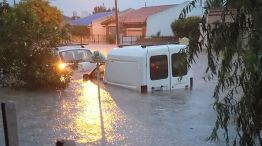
120,36 -> 178,45
120,36 -> 142,45
69,35 -> 178,45
70,35 -> 107,44
1,101 -> 76,146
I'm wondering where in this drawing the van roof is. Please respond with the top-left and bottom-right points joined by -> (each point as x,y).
110,45 -> 146,57
107,44 -> 187,61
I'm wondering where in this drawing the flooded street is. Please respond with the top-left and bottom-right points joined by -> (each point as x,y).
0,48 -> 225,146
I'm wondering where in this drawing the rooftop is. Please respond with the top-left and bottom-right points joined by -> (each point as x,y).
71,11 -> 113,26
119,5 -> 176,24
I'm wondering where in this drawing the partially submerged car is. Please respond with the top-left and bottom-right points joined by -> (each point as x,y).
54,45 -> 97,75
104,44 -> 193,93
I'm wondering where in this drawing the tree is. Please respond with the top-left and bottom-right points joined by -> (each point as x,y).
180,0 -> 262,145
19,0 -> 62,26
171,17 -> 202,62
93,5 -> 112,14
171,16 -> 201,38
0,0 -> 9,15
0,0 -> 70,89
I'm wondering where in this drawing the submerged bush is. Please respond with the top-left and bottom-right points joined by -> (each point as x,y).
0,0 -> 71,89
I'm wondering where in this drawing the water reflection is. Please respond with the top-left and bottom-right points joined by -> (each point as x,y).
66,79 -> 126,144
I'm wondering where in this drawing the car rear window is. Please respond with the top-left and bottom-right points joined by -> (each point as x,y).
59,49 -> 92,63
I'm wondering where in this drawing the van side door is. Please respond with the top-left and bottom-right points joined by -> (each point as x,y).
146,46 -> 171,92
168,46 -> 191,89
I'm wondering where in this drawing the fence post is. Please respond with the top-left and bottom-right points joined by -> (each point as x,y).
56,140 -> 76,146
98,34 -> 100,44
1,101 -> 19,146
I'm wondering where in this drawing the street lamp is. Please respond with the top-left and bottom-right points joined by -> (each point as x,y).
114,0 -> 119,45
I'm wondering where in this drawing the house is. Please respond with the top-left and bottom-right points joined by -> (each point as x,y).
100,8 -> 134,38
101,2 -> 202,45
102,5 -> 175,37
71,11 -> 114,38
206,9 -> 236,24
146,1 -> 203,36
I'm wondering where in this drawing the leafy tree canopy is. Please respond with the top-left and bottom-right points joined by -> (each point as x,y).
19,0 -> 62,27
171,16 -> 201,38
93,5 -> 112,14
0,1 -> 70,89
171,16 -> 202,64
181,0 -> 262,145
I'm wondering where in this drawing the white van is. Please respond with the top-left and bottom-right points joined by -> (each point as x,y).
104,44 -> 193,93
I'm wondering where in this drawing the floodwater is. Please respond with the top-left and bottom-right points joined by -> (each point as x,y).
0,48 -> 225,146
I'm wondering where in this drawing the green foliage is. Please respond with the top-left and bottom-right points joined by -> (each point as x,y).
93,6 -> 112,14
19,0 -> 62,27
0,1 -> 71,89
181,0 -> 262,145
171,16 -> 201,38
171,16 -> 202,64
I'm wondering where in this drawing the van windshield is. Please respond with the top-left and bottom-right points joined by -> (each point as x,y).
59,49 -> 92,63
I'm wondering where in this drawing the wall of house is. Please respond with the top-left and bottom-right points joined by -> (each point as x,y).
207,10 -> 236,24
146,2 -> 203,37
90,18 -> 108,36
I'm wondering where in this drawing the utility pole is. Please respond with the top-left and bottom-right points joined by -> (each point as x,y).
13,0 -> 15,6
114,0 -> 119,45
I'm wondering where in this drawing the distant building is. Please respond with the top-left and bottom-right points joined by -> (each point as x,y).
101,2 -> 202,38
146,1 -> 203,36
71,11 -> 113,26
71,11 -> 113,38
100,8 -> 135,38
102,5 -> 175,37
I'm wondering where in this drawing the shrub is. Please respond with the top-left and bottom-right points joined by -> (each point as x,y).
0,0 -> 70,89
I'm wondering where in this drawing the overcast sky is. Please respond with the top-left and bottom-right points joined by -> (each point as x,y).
7,0 -> 187,17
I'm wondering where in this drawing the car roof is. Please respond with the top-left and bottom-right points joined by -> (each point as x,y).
55,45 -> 91,52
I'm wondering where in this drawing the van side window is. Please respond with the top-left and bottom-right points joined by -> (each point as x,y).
172,53 -> 187,77
150,55 -> 168,80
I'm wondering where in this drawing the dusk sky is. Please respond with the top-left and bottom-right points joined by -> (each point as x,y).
7,0 -> 187,17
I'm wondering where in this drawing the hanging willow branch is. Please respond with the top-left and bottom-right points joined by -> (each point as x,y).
180,0 -> 262,145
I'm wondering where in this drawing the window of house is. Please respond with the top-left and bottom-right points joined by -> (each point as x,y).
150,55 -> 168,80
172,53 -> 188,77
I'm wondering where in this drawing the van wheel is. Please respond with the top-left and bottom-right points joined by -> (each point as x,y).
190,77 -> 193,90
83,74 -> 90,81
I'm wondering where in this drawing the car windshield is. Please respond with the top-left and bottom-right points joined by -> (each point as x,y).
59,49 -> 92,63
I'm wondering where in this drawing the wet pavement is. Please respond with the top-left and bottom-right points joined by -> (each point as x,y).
0,48 -> 226,146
